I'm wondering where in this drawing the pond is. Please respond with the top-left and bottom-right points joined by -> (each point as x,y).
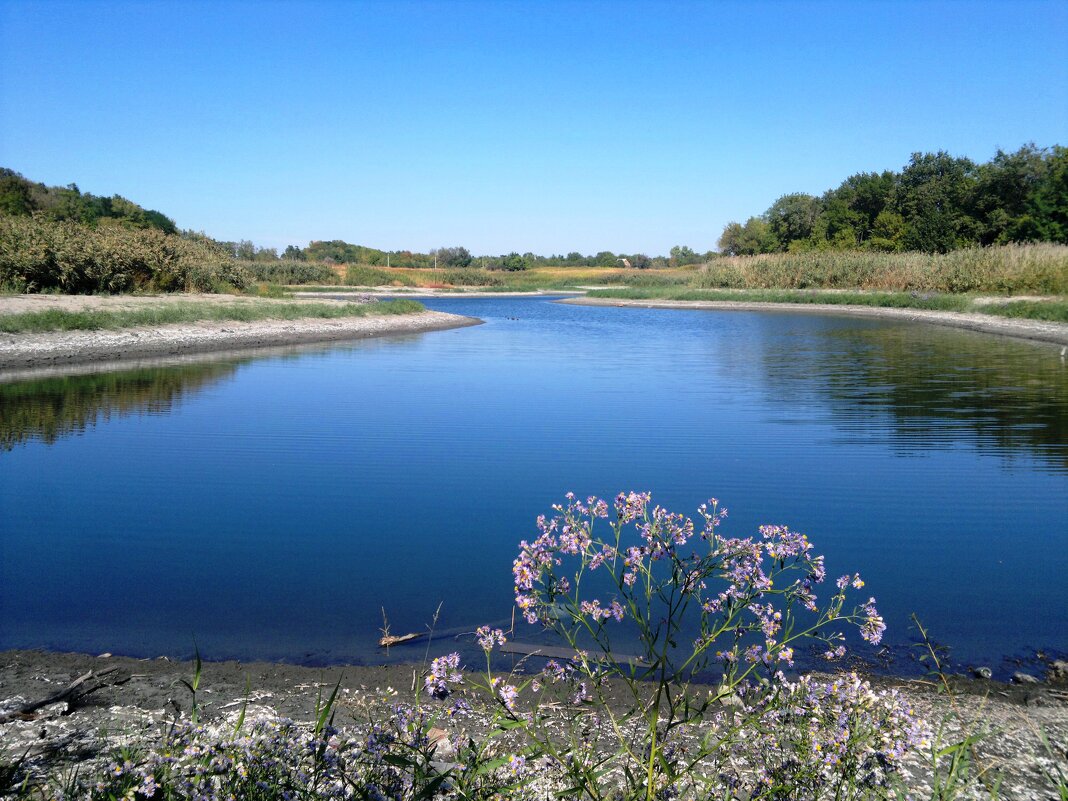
1,296 -> 1065,675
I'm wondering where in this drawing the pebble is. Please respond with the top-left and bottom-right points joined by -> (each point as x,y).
1012,671 -> 1041,685
1048,660 -> 1068,680
972,666 -> 993,680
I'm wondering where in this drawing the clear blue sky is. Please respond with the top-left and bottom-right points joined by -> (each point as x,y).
1,1 -> 1066,255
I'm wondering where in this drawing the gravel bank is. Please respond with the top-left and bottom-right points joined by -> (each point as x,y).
0,296 -> 480,371
561,297 -> 1068,346
1,650 -> 1065,799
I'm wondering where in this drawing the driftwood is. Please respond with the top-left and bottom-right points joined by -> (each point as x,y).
378,632 -> 427,648
0,666 -> 120,724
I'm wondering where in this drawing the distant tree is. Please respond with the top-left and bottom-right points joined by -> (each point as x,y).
283,245 -> 305,260
235,240 -> 257,260
765,193 -> 820,250
625,253 -> 652,269
593,250 -> 618,267
669,245 -> 700,266
894,151 -> 979,252
718,218 -> 777,255
0,169 -> 37,215
433,246 -> 472,268
499,252 -> 528,271
1025,145 -> 1068,243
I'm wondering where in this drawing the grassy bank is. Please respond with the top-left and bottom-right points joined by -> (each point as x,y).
691,244 -> 1068,294
0,298 -> 425,334
584,287 -> 1068,323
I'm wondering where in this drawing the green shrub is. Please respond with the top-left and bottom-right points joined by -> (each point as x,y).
0,215 -> 252,293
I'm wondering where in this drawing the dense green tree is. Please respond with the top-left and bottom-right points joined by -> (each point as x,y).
1026,145 -> 1068,243
283,245 -> 305,260
432,246 -> 472,268
718,218 -> 777,256
0,169 -> 37,215
893,151 -> 980,252
766,193 -> 821,251
499,252 -> 528,271
669,245 -> 701,266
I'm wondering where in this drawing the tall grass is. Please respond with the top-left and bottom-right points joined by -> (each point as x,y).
0,216 -> 252,294
0,299 -> 425,333
694,243 -> 1068,294
245,260 -> 339,285
344,264 -> 418,287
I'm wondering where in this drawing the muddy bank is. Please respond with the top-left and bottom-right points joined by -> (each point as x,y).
0,310 -> 480,371
1,650 -> 1065,799
561,297 -> 1068,347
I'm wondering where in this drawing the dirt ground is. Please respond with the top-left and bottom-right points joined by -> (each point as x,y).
1,650 -> 1065,799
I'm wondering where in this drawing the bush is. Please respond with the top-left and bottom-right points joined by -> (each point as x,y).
0,215 -> 251,293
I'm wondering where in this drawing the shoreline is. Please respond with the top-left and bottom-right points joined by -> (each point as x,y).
561,296 -> 1068,346
0,310 -> 481,372
2,649 -> 1065,799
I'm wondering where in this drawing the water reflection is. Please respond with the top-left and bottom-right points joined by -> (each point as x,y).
757,323 -> 1068,471
0,361 -> 241,450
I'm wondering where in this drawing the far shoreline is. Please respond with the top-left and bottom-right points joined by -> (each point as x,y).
0,309 -> 481,373
561,296 -> 1068,346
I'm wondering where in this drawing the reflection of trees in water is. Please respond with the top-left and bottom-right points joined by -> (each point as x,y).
0,361 -> 241,450
763,326 -> 1068,470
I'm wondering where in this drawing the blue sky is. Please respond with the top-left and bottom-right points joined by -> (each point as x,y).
1,1 -> 1066,255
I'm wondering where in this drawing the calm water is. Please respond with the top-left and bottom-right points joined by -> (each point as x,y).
1,297 -> 1066,674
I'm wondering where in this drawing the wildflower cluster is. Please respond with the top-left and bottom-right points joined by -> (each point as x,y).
423,652 -> 463,700
514,491 -> 884,682
727,672 -> 931,796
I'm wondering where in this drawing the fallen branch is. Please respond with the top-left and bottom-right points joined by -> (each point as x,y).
0,666 -> 120,724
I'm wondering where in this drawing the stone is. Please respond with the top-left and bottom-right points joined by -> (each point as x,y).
1012,671 -> 1041,685
1048,660 -> 1068,680
972,666 -> 993,680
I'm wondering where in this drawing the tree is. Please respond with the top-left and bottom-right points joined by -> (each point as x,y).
669,245 -> 700,266
718,218 -> 777,255
283,245 -> 305,260
894,151 -> 979,253
433,246 -> 472,268
0,169 -> 36,215
765,193 -> 820,250
500,252 -> 528,271
1026,145 -> 1068,243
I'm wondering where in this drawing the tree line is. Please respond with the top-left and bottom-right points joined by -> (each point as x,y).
0,168 -> 178,235
232,241 -> 712,271
718,144 -> 1067,256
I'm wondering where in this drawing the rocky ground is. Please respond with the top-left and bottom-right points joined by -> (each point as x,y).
1,650 -> 1065,799
0,293 -> 480,370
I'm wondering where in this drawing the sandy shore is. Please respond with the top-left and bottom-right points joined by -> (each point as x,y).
1,650 -> 1065,799
562,296 -> 1068,346
0,294 -> 480,371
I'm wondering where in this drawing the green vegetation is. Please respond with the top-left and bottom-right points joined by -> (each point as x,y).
693,243 -> 1068,293
0,299 -> 424,334
344,264 -> 417,287
245,260 -> 338,285
584,285 -> 1068,322
0,215 -> 252,294
720,144 -> 1068,255
0,168 -> 177,233
982,299 -> 1068,323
